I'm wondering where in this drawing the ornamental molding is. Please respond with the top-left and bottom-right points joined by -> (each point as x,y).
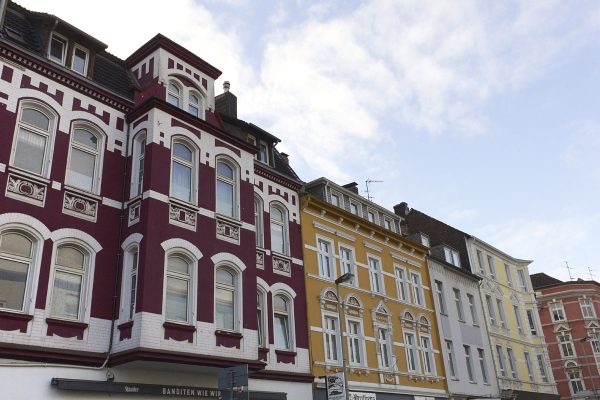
216,217 -> 240,244
272,254 -> 291,277
63,191 -> 98,221
169,202 -> 197,230
256,249 -> 265,269
6,173 -> 47,206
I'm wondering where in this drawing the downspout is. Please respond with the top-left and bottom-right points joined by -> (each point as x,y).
0,0 -> 9,30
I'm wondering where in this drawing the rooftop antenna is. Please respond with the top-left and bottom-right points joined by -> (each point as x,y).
564,261 -> 575,281
588,266 -> 596,281
365,179 -> 383,201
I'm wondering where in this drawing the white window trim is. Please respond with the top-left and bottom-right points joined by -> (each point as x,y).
254,195 -> 264,248
453,288 -> 465,322
367,254 -> 384,294
316,235 -> 335,280
166,77 -> 206,119
70,44 -> 89,76
272,290 -> 295,351
395,265 -> 408,303
329,190 -> 343,208
338,244 -> 357,287
464,344 -> 475,383
65,122 -> 105,194
496,345 -> 507,378
214,263 -> 243,332
322,311 -> 342,363
346,315 -> 367,367
506,347 -> 518,379
169,137 -> 199,205
496,298 -> 507,328
269,202 -> 290,256
215,156 -> 240,220
162,248 -> 198,325
375,324 -> 394,370
48,32 -> 68,65
478,348 -> 489,384
130,130 -> 147,198
409,271 -> 424,307
558,333 -> 576,358
486,295 -> 497,325
580,298 -> 596,319
445,340 -> 457,379
550,301 -> 566,322
256,285 -> 268,348
467,293 -> 478,325
420,333 -> 436,376
119,244 -> 140,323
404,330 -> 420,373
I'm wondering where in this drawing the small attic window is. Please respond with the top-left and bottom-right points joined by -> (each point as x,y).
258,141 -> 270,164
48,33 -> 68,65
443,246 -> 461,267
71,45 -> 89,75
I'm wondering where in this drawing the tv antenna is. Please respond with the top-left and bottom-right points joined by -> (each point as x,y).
588,266 -> 596,281
564,261 -> 574,281
365,179 -> 383,201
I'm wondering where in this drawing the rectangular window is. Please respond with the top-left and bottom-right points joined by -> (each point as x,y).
384,218 -> 392,231
129,250 -> 138,319
404,332 -> 419,372
591,337 -> 600,354
367,210 -> 375,223
445,340 -> 457,379
505,263 -> 513,287
330,192 -> 340,207
444,247 -> 461,267
395,266 -> 408,302
514,305 -> 524,334
496,345 -> 507,377
569,370 -> 584,394
464,345 -> 475,382
507,348 -> 518,379
477,250 -> 485,274
435,280 -> 446,314
377,327 -> 391,368
324,315 -> 341,362
486,295 -> 496,325
467,294 -> 478,325
71,45 -> 89,75
559,334 -> 575,357
348,320 -> 363,365
410,272 -> 424,306
339,247 -> 355,285
524,351 -> 534,382
421,336 -> 435,375
496,298 -> 506,328
580,298 -> 596,318
487,255 -> 496,278
526,309 -> 538,335
537,354 -> 549,383
517,269 -> 528,291
317,238 -> 334,279
550,302 -> 565,321
349,202 -> 359,215
478,348 -> 489,384
258,142 -> 269,164
49,33 -> 67,64
368,257 -> 383,294
454,288 -> 465,321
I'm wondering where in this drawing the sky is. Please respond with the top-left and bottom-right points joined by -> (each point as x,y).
16,0 -> 600,282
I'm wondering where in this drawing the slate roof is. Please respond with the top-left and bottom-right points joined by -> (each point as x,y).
530,273 -> 563,289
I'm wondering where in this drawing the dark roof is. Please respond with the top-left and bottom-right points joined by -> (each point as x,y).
530,273 -> 563,289
1,1 -> 134,99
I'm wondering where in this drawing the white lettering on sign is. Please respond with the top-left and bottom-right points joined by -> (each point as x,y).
349,392 -> 377,400
125,386 -> 139,393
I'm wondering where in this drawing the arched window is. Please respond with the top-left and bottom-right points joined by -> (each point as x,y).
254,196 -> 264,247
50,244 -> 89,320
216,159 -> 237,218
188,93 -> 200,117
165,253 -> 192,323
274,293 -> 293,350
131,131 -> 146,197
66,125 -> 103,193
257,288 -> 267,347
0,230 -> 35,312
170,139 -> 195,203
215,266 -> 238,331
167,81 -> 182,107
270,204 -> 288,255
11,102 -> 56,176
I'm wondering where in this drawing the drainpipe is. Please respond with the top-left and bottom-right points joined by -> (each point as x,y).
0,0 -> 8,30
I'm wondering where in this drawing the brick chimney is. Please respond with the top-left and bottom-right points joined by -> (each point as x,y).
393,202 -> 410,218
215,81 -> 237,118
342,182 -> 359,194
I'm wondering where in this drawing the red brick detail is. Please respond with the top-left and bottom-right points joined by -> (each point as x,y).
20,74 -> 64,105
72,98 -> 110,125
1,65 -> 13,82
215,138 -> 241,157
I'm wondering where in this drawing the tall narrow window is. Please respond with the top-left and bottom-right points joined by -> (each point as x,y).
258,142 -> 269,164
559,334 -> 575,357
368,257 -> 383,294
167,81 -> 182,107
377,327 -> 392,368
580,298 -> 596,318
339,247 -> 355,285
487,255 -> 496,278
188,93 -> 200,117
367,211 -> 375,223
410,272 -> 424,306
165,254 -> 191,323
496,345 -> 507,377
330,192 -> 340,207
348,320 -> 363,365
524,351 -> 534,382
435,280 -> 446,314
537,354 -> 549,383
478,348 -> 489,384
486,295 -> 496,325
421,336 -> 435,375
507,348 -> 518,379
215,267 -> 237,331
324,315 -> 341,362
270,205 -> 288,255
12,103 -> 54,176
128,249 -> 138,320
517,269 -> 528,291
514,305 -> 524,334
257,290 -> 266,347
254,197 -> 263,247
445,340 -> 457,379
550,302 -> 565,322
526,309 -> 538,335
476,250 -> 485,274
170,141 -> 194,203
444,247 -> 460,267
0,231 -> 34,312
349,202 -> 359,215
274,294 -> 292,350
395,266 -> 408,302
50,245 -> 88,320
216,160 -> 237,218
496,298 -> 506,328
317,239 -> 334,279
66,127 -> 102,192
467,294 -> 478,325
505,263 -> 513,287
132,133 -> 146,197
568,369 -> 584,394
71,45 -> 89,75
404,332 -> 419,372
48,33 -> 67,64
454,288 -> 464,321
464,345 -> 475,382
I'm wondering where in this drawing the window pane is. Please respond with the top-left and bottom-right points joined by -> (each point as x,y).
73,129 -> 98,150
189,94 -> 199,105
217,162 -> 234,180
216,287 -> 234,330
168,94 -> 180,107
173,143 -> 192,162
217,180 -> 234,217
0,233 -> 32,258
166,277 -> 188,322
274,295 -> 288,312
171,162 -> 192,202
188,105 -> 199,117
0,258 -> 29,310
271,224 -> 284,254
271,207 -> 284,222
49,36 -> 66,62
72,48 -> 87,74
168,83 -> 180,95
216,269 -> 234,285
14,128 -> 46,174
51,271 -> 82,319
68,147 -> 96,191
56,246 -> 85,269
21,108 -> 50,131
274,314 -> 290,349
167,256 -> 189,274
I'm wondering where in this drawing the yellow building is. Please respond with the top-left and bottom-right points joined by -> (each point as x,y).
302,179 -> 447,400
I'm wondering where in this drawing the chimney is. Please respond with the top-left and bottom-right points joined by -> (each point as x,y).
342,182 -> 359,194
279,152 -> 289,164
215,81 -> 237,118
394,202 -> 410,218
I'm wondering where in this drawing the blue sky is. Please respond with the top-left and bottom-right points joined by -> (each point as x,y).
18,0 -> 600,281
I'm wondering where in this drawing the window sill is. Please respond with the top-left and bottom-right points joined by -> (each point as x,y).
215,213 -> 242,226
46,317 -> 88,340
258,347 -> 269,361
214,329 -> 243,339
168,196 -> 199,211
275,349 -> 297,364
215,329 -> 243,349
64,184 -> 102,200
0,310 -> 34,333
163,321 -> 196,343
8,166 -> 50,184
117,320 -> 134,341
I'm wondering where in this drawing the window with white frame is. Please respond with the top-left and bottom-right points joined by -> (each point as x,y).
258,141 -> 270,164
257,289 -> 267,347
254,196 -> 264,247
131,132 -> 146,197
66,125 -> 103,193
517,269 -> 528,291
165,253 -> 193,323
395,266 -> 408,302
559,334 -> 575,358
524,351 -> 534,382
188,92 -> 201,117
467,294 -> 478,325
537,354 -> 549,383
170,139 -> 196,203
478,348 -> 489,384
339,246 -> 355,285
324,315 -> 341,362
347,320 -> 364,365
383,218 -> 393,231
11,102 -> 56,176
367,210 -> 375,223
270,204 -> 288,255
591,336 -> 600,354
445,340 -> 457,379
215,266 -> 239,331
71,45 -> 89,75
496,298 -> 507,328
434,280 -> 446,314
487,255 -> 496,279
496,345 -> 507,377
377,327 -> 392,369
486,295 -> 496,325
349,202 -> 359,215
444,247 -> 461,267
273,294 -> 293,350
568,367 -> 585,395
514,305 -> 524,334
505,263 -> 513,288
330,192 -> 341,207
410,272 -> 424,307
216,158 -> 238,218
368,256 -> 383,294
166,78 -> 205,118
50,244 -> 90,320
464,345 -> 475,382
317,238 -> 334,279
48,33 -> 67,65
167,80 -> 182,107
0,230 -> 37,312
476,250 -> 485,274
421,335 -> 435,375
526,309 -> 538,336
580,298 -> 596,318
404,331 -> 419,372
550,302 -> 566,322
120,246 -> 139,320
454,288 -> 465,321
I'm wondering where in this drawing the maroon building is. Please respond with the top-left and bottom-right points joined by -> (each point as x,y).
0,1 -> 311,398
531,273 -> 600,400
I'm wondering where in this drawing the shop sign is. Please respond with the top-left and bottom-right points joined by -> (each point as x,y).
326,372 -> 346,400
349,392 -> 376,400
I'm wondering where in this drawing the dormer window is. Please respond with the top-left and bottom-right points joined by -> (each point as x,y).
49,33 -> 67,65
444,246 -> 461,267
71,45 -> 89,76
167,81 -> 182,107
188,93 -> 200,117
258,141 -> 270,164
166,78 -> 205,119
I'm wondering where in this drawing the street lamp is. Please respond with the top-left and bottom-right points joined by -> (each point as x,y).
335,273 -> 353,400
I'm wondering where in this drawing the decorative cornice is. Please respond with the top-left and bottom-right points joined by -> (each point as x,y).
255,163 -> 302,191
